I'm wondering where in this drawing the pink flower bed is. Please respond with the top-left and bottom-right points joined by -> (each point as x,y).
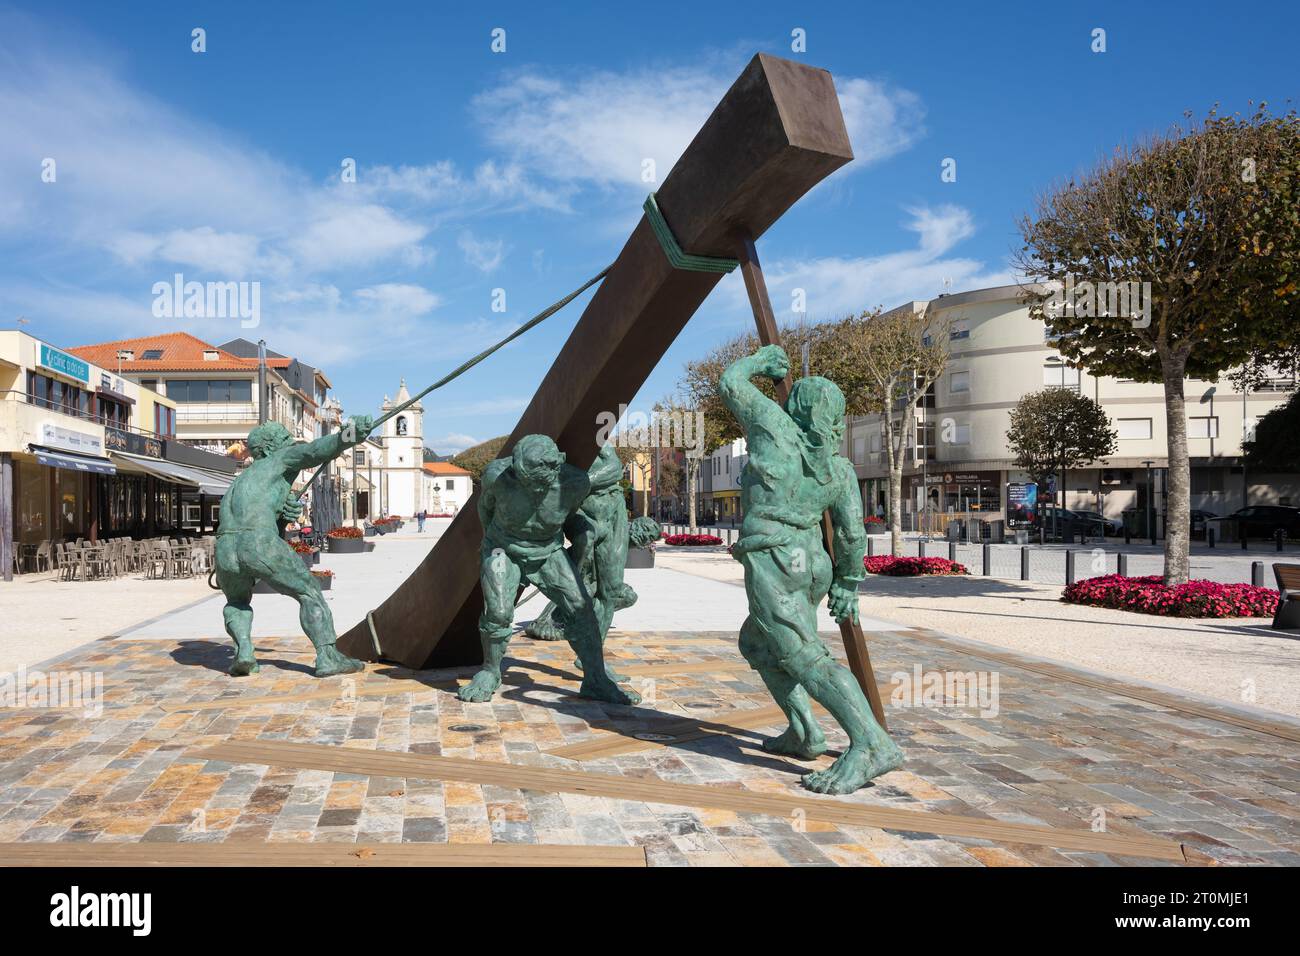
663,533 -> 723,546
1062,574 -> 1278,618
864,555 -> 969,576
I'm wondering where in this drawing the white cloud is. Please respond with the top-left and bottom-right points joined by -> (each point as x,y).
472,64 -> 925,191
353,283 -> 441,316
428,432 -> 482,454
457,231 -> 505,273
730,204 -> 1013,319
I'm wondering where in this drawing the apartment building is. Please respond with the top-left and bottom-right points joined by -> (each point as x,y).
845,284 -> 1298,533
699,438 -> 748,522
2,330 -> 238,577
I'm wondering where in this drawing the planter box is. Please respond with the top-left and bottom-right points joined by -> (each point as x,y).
311,575 -> 333,591
626,546 -> 655,569
328,537 -> 367,554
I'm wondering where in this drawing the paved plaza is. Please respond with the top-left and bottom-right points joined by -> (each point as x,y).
2,525 -> 1298,867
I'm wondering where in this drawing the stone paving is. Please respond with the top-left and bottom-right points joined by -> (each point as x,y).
1,622 -> 1297,866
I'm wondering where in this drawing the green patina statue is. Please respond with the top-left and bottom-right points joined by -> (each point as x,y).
722,345 -> 903,794
215,416 -> 374,677
526,444 -> 637,642
460,435 -> 641,705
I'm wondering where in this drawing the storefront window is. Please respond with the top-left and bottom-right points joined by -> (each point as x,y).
16,461 -> 48,544
54,469 -> 89,538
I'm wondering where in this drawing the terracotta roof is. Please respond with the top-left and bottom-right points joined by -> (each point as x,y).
68,332 -> 261,372
422,462 -> 471,476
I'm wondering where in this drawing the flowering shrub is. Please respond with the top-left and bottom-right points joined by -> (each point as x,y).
373,516 -> 400,526
1062,575 -> 1278,618
864,517 -> 885,530
864,555 -> 969,576
327,526 -> 363,539
426,513 -> 454,518
290,540 -> 317,554
662,533 -> 723,546
311,569 -> 334,579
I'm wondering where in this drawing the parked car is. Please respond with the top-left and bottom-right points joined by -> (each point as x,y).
1219,506 -> 1300,540
1039,506 -> 1110,538
1190,509 -> 1219,538
1067,510 -> 1122,536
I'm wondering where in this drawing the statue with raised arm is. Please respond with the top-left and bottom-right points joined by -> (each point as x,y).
215,416 -> 375,677
722,345 -> 903,794
460,434 -> 641,705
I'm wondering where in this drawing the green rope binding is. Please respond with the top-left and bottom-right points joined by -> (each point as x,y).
643,193 -> 738,274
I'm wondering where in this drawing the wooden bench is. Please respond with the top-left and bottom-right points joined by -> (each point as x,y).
1271,563 -> 1300,630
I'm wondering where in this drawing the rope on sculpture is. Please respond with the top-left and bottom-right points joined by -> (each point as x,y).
643,192 -> 739,274
301,263 -> 613,496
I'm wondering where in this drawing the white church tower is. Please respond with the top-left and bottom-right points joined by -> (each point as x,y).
378,379 -> 425,517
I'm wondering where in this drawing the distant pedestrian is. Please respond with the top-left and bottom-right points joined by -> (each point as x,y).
417,510 -> 427,533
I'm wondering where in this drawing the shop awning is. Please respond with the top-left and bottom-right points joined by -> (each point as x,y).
108,452 -> 235,497
31,446 -> 117,476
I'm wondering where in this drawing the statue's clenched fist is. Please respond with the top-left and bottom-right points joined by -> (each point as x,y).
754,344 -> 791,381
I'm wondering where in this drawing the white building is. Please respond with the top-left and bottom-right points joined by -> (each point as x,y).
698,438 -> 747,522
845,284 -> 1298,534
420,462 -> 472,515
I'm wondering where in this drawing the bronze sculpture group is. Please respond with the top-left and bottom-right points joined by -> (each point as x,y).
215,346 -> 900,792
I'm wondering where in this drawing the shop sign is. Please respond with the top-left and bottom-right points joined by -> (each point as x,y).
38,344 -> 89,383
104,427 -> 163,459
39,423 -> 102,456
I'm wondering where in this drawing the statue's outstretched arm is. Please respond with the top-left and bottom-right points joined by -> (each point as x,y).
280,415 -> 375,476
720,345 -> 790,431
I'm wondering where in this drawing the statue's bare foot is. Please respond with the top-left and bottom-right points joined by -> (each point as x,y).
572,657 -> 629,682
229,656 -> 259,677
762,724 -> 827,760
457,670 -> 502,702
801,742 -> 903,795
579,676 -> 641,705
315,646 -> 365,678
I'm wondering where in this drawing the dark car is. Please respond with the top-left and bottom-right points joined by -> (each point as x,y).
1190,509 -> 1219,537
1039,506 -> 1109,538
1221,506 -> 1300,540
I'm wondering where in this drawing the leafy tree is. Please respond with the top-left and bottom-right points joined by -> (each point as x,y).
1015,106 -> 1300,582
853,305 -> 950,554
1244,389 -> 1300,472
450,435 -> 508,485
1006,389 -> 1118,533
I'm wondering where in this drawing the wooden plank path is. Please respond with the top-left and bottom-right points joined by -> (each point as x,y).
0,842 -> 645,867
189,739 -> 1188,863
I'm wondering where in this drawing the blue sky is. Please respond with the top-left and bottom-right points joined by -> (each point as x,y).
1,1 -> 1296,453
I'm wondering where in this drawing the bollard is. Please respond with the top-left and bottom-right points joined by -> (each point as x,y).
1252,561 -> 1264,588
1242,521 -> 1248,551
949,541 -> 957,563
867,537 -> 874,557
1277,529 -> 1285,553
1065,550 -> 1076,585
1117,553 -> 1129,577
919,540 -> 927,559
1020,546 -> 1030,581
982,543 -> 991,576
1124,526 -> 1131,546
1207,527 -> 1215,548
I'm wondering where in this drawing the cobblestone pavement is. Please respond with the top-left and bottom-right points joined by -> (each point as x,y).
1,626 -> 1296,866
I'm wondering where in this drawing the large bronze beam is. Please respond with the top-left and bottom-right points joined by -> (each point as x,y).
338,53 -> 854,668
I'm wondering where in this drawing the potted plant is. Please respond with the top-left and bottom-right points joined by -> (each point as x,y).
311,568 -> 334,591
625,517 -> 662,569
327,526 -> 367,554
290,539 -> 320,567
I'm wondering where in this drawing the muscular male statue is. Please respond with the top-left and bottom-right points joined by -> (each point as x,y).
215,416 -> 374,677
525,443 -> 634,643
460,434 -> 641,705
722,345 -> 903,794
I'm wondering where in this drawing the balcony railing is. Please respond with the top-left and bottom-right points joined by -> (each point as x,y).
1,389 -> 173,441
